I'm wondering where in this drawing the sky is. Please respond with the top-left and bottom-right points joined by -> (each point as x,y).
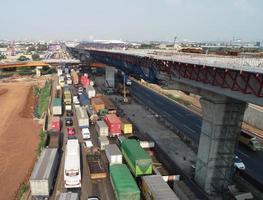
0,0 -> 262,42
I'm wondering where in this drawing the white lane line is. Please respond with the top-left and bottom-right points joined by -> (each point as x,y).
238,151 -> 249,158
183,124 -> 196,134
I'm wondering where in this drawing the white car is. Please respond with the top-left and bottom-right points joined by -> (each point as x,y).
84,140 -> 93,148
234,156 -> 245,170
82,128 -> 90,139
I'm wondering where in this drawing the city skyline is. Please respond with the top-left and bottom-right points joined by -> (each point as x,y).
0,0 -> 262,42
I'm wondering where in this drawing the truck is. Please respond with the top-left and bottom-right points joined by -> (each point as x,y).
81,74 -> 90,88
141,175 -> 179,200
64,89 -> 72,104
79,93 -> 89,106
239,130 -> 262,151
91,97 -> 105,113
86,147 -> 107,180
65,103 -> 72,112
52,98 -> 62,116
121,139 -> 152,177
47,131 -> 63,149
86,85 -> 96,99
110,164 -> 140,200
121,118 -> 133,135
101,95 -> 117,114
95,120 -> 109,136
75,107 -> 89,128
87,106 -> 99,124
71,70 -> 79,85
64,139 -> 81,188
104,114 -> 121,137
98,136 -> 109,150
59,192 -> 79,200
30,148 -> 59,198
105,144 -> 122,165
51,116 -> 60,132
59,76 -> 65,87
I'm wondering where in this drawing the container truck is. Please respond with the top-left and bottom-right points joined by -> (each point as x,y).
81,74 -> 90,88
141,175 -> 179,200
121,118 -> 133,135
65,103 -> 72,112
87,106 -> 99,124
57,68 -> 63,76
95,120 -> 109,136
75,107 -> 89,128
79,93 -> 89,106
64,90 -> 72,104
86,147 -> 107,179
110,164 -> 140,200
91,97 -> 105,113
121,139 -> 152,177
59,76 -> 65,87
105,144 -> 122,165
59,192 -> 79,200
64,139 -> 81,188
98,136 -> 109,150
51,116 -> 60,132
30,148 -> 59,198
86,85 -> 96,99
239,130 -> 261,151
71,70 -> 79,85
101,95 -> 117,114
104,114 -> 121,137
52,98 -> 62,116
47,132 -> 63,149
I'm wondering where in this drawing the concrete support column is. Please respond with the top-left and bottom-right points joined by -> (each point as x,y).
194,93 -> 247,196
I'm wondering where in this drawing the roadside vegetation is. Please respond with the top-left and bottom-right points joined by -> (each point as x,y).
37,130 -> 46,156
17,182 -> 29,199
34,80 -> 51,118
165,93 -> 192,106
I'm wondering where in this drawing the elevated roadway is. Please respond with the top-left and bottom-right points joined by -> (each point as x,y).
69,47 -> 263,197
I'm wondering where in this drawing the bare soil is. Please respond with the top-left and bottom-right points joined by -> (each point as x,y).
0,81 -> 42,200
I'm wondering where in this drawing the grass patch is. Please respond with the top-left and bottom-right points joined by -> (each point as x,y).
34,80 -> 51,118
17,182 -> 29,199
165,93 -> 192,106
37,130 -> 46,156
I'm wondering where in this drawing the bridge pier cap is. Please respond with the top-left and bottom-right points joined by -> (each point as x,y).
195,92 -> 247,197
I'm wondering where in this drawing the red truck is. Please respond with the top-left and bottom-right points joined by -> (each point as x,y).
104,114 -> 121,137
51,116 -> 60,132
81,74 -> 90,88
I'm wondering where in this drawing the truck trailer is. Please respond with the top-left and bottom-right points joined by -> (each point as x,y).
30,148 -> 59,198
105,144 -> 122,165
52,98 -> 62,116
75,106 -> 89,128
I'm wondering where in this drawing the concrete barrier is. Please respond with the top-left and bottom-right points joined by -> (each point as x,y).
244,104 -> 263,131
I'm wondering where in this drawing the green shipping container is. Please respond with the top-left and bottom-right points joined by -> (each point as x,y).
110,164 -> 140,200
121,139 -> 152,177
53,98 -> 61,106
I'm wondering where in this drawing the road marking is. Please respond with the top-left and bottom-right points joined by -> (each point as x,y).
237,151 -> 249,158
183,124 -> 196,133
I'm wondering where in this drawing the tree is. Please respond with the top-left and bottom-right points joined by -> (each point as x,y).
32,53 -> 41,61
0,54 -> 7,60
17,55 -> 29,61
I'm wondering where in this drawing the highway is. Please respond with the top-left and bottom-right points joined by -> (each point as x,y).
130,81 -> 263,188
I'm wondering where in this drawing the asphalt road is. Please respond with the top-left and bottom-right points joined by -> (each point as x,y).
130,81 -> 263,188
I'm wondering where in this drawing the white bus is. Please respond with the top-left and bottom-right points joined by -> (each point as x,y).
64,139 -> 81,188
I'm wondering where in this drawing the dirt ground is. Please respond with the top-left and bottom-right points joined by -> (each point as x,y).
0,81 -> 43,200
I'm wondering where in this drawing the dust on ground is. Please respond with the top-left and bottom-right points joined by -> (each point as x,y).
0,80 -> 45,200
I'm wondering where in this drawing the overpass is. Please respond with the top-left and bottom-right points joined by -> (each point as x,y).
69,47 -> 263,197
0,61 -> 49,69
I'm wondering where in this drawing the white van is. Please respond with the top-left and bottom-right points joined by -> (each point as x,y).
81,128 -> 90,139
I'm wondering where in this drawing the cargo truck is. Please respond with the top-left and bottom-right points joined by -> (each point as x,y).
47,132 -> 63,149
98,136 -> 109,150
52,98 -> 62,116
91,97 -> 105,113
86,147 -> 107,179
86,86 -> 96,99
121,118 -> 133,135
65,103 -> 72,112
239,130 -> 261,151
79,93 -> 89,106
121,139 -> 152,177
101,95 -> 117,114
75,107 -> 89,128
59,192 -> 79,200
30,148 -> 59,198
81,74 -> 90,88
105,144 -> 122,165
110,164 -> 140,200
95,120 -> 109,136
51,116 -> 60,132
71,70 -> 79,85
141,175 -> 179,200
64,90 -> 72,104
104,114 -> 121,137
87,106 -> 99,124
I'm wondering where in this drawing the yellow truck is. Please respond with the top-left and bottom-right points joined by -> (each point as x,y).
121,118 -> 133,135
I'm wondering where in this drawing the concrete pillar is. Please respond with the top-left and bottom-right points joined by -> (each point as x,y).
194,93 -> 247,197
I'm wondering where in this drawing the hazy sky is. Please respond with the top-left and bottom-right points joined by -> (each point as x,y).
0,0 -> 262,42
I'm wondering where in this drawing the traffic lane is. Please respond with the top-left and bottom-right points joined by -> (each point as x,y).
130,82 -> 201,142
130,81 -> 263,186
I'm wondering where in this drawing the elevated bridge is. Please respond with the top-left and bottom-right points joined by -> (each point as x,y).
69,47 -> 263,197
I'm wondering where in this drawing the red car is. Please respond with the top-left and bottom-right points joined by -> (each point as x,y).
67,127 -> 76,136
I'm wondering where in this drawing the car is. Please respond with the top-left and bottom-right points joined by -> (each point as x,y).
78,87 -> 84,95
84,140 -> 93,148
67,127 -> 75,136
234,156 -> 245,170
87,196 -> 100,200
81,128 -> 90,139
66,110 -> 73,117
65,117 -> 73,126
